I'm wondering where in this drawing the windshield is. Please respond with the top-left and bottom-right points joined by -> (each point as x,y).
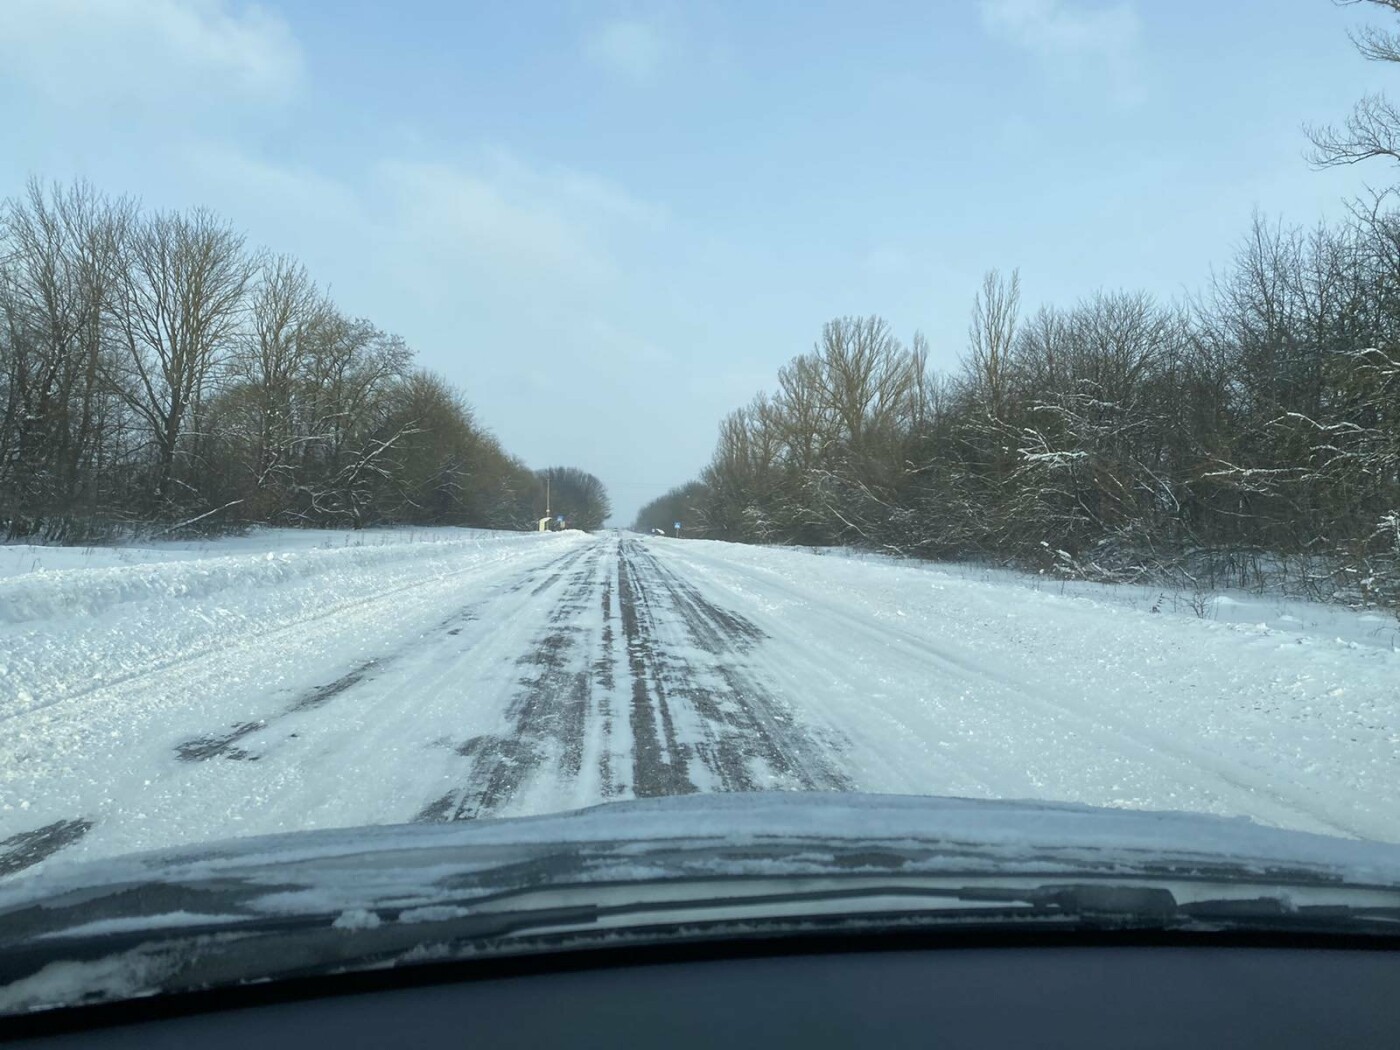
2,0 -> 1400,1012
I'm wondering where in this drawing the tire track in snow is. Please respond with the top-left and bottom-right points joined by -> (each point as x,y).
416,543 -> 607,822
0,543 -> 592,877
418,535 -> 853,820
616,540 -> 700,798
170,546 -> 591,766
592,560 -> 624,799
616,538 -> 852,796
654,542 -> 1366,839
172,658 -> 383,762
2,541 -> 589,728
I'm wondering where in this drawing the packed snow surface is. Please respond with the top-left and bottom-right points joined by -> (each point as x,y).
2,528 -> 1398,881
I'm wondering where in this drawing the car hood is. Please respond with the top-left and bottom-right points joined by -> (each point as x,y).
8,793 -> 1400,905
4,793 -> 1400,1014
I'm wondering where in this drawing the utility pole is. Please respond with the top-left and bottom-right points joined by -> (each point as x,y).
537,475 -> 554,533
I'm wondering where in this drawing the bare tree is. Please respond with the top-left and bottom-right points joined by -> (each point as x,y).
1308,1 -> 1400,167
966,268 -> 1020,421
0,179 -> 132,536
0,177 -> 558,537
233,255 -> 327,515
115,208 -> 253,508
813,316 -> 911,454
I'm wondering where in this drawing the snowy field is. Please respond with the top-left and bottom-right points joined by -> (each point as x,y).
2,527 -> 1398,881
810,546 -> 1400,652
0,526 -> 496,580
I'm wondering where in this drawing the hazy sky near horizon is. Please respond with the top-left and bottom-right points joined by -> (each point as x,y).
2,0 -> 1393,522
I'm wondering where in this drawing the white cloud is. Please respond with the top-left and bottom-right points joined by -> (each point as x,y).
181,141 -> 363,227
177,143 -> 662,318
376,158 -> 610,286
0,0 -> 303,112
375,151 -> 662,293
479,148 -> 668,232
978,0 -> 1142,103
583,19 -> 665,82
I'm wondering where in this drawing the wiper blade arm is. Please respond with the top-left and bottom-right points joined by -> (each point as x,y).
7,874 -> 1400,1015
965,883 -> 1179,923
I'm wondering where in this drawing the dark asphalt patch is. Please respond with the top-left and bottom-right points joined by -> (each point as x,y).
171,656 -> 378,762
413,792 -> 456,823
174,656 -> 377,762
290,659 -> 379,713
0,818 -> 94,877
175,721 -> 267,761
616,542 -> 699,798
594,569 -> 622,797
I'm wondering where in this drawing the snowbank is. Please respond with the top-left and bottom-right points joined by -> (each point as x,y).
2,534 -> 514,625
1,529 -> 584,721
657,537 -> 1400,844
808,546 -> 1400,651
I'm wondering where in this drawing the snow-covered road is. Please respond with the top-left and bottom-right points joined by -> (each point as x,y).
3,530 -> 1398,879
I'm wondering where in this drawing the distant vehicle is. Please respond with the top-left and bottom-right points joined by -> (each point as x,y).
652,528 -> 666,536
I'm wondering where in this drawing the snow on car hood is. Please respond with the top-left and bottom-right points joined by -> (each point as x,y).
6,792 -> 1400,926
6,793 -> 1400,1017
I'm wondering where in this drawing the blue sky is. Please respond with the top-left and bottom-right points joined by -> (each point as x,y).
1,1 -> 1392,522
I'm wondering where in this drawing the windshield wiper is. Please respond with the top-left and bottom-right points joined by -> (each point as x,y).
4,874 -> 1399,1017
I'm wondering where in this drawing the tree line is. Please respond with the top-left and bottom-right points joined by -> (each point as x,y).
638,216 -> 1399,607
538,465 -> 612,532
0,178 -> 607,540
637,1 -> 1400,610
